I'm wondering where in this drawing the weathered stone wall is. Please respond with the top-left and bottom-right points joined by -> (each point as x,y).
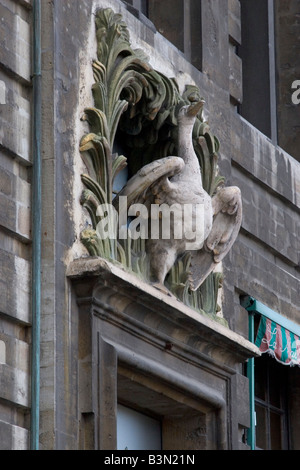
228,117 -> 300,331
38,0 -> 94,449
0,0 -> 32,450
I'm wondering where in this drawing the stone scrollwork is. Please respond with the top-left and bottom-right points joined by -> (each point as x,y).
79,8 -> 242,322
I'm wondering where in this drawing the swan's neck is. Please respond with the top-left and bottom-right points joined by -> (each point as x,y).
178,121 -> 202,181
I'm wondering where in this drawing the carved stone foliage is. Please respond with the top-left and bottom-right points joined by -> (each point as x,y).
79,8 -> 227,321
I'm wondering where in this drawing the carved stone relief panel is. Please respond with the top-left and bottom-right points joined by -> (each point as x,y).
79,8 -> 242,319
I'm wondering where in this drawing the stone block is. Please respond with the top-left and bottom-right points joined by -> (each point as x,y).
228,0 -> 241,45
232,165 -> 299,268
0,163 -> 31,240
0,249 -> 31,323
235,373 -> 250,428
0,419 -> 28,450
0,71 -> 31,162
229,45 -> 243,104
232,234 -> 299,324
0,363 -> 29,408
0,332 -> 29,373
0,0 -> 32,83
0,193 -> 16,233
0,328 -> 30,450
201,0 -> 229,89
0,165 -> 13,196
17,204 -> 31,239
231,113 -> 300,208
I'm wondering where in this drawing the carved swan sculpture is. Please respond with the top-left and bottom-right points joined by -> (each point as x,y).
113,101 -> 242,293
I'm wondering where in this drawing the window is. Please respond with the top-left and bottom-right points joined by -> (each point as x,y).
238,0 -> 277,141
254,354 -> 289,450
122,0 -> 203,70
147,0 -> 184,53
117,404 -> 162,450
117,367 -> 214,450
122,0 -> 148,16
239,0 -> 300,161
274,0 -> 300,161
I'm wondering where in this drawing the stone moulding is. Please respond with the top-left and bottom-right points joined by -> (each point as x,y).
67,256 -> 260,450
79,8 -> 230,320
67,257 -> 260,362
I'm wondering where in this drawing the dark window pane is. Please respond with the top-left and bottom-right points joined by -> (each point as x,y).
141,0 -> 148,15
121,0 -> 147,15
274,0 -> 300,161
255,404 -> 268,449
254,354 -> 289,450
269,364 -> 282,408
254,359 -> 267,401
148,0 -> 184,52
270,412 -> 283,450
190,0 -> 202,70
239,0 -> 272,138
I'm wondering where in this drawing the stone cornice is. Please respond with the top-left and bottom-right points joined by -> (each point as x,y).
67,257 -> 260,368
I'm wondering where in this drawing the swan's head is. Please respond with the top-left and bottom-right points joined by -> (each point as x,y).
177,100 -> 205,124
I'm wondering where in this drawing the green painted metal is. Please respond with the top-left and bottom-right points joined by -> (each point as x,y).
31,0 -> 42,451
247,311 -> 256,450
242,296 -> 300,337
241,294 -> 300,450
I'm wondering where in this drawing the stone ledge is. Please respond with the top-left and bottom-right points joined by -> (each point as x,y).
0,363 -> 29,408
67,256 -> 260,362
0,419 -> 29,450
231,112 -> 300,209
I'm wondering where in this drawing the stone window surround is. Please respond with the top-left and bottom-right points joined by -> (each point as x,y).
67,257 -> 259,450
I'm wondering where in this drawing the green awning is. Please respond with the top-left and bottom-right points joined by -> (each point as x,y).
255,315 -> 300,366
242,296 -> 300,367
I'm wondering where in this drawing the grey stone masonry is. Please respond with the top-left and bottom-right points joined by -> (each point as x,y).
0,0 -> 32,450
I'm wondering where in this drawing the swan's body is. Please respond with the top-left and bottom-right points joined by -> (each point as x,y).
113,101 -> 242,293
145,102 -> 213,288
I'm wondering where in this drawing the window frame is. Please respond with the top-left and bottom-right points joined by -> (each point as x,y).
238,0 -> 278,143
254,354 -> 290,450
121,0 -> 203,71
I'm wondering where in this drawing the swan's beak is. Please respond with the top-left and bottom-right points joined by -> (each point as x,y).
187,100 -> 205,117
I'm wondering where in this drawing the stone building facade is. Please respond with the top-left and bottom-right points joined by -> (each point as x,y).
0,0 -> 299,450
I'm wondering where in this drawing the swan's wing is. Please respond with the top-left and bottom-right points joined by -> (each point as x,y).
113,156 -> 185,211
189,186 -> 242,291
